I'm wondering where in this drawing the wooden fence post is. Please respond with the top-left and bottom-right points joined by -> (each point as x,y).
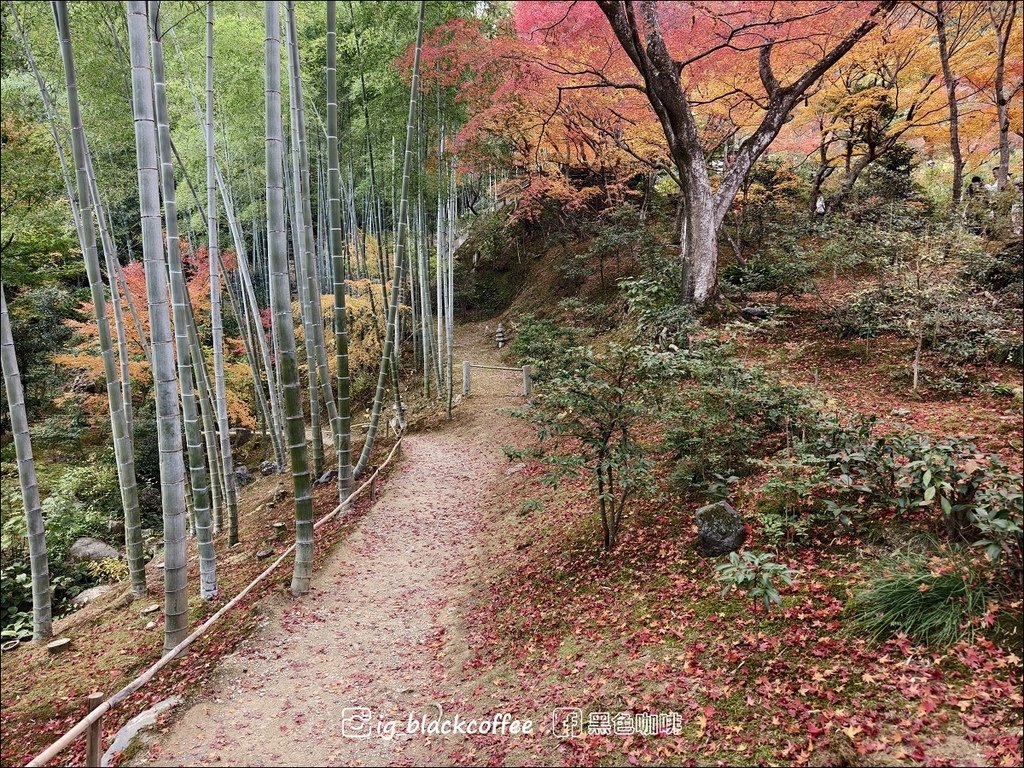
522,365 -> 532,398
462,361 -> 471,396
85,692 -> 103,767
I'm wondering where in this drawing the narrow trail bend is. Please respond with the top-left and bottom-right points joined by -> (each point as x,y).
136,323 -> 528,767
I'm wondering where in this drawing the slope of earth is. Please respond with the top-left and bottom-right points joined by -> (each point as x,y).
446,448 -> 1024,767
733,278 -> 1023,469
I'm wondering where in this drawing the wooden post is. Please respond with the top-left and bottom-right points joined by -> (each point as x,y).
462,360 -> 471,396
85,692 -> 103,767
522,365 -> 532,398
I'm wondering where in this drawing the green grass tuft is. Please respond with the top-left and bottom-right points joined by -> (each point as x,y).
849,548 -> 987,648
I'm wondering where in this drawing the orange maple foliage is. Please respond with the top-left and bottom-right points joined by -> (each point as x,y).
56,237 -> 251,428
417,1 -> 1021,210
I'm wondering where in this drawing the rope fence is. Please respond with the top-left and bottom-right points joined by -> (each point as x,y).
26,437 -> 404,767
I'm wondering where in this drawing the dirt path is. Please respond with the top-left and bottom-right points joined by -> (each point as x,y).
136,324 -> 529,767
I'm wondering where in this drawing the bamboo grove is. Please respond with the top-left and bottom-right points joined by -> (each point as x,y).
1,0 -> 485,649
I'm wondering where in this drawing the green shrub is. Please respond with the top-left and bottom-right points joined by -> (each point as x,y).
0,557 -> 96,640
715,550 -> 796,610
823,287 -> 899,340
40,463 -> 119,560
752,455 -> 829,544
816,221 -> 869,275
812,415 -> 901,504
823,276 -> 1021,370
898,438 -> 987,537
132,399 -> 162,485
812,420 -> 1023,576
85,557 -> 129,583
0,562 -> 34,642
0,460 -> 122,639
722,240 -> 814,299
968,471 -> 1023,579
581,205 -> 659,290
555,249 -> 590,287
667,352 -> 813,486
844,144 -> 934,226
518,343 -> 681,549
509,315 -> 580,384
557,298 -> 616,332
849,549 -> 987,648
519,499 -> 543,515
620,257 -> 694,349
965,238 -> 1024,307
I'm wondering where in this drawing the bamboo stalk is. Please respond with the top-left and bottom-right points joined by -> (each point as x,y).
150,6 -> 218,598
354,0 -> 425,477
264,0 -> 315,596
128,0 -> 189,649
1,285 -> 52,642
52,0 -> 148,599
327,0 -> 353,504
205,1 -> 240,546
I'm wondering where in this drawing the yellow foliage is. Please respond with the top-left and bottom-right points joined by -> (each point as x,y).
223,361 -> 258,430
85,558 -> 129,583
292,279 -> 409,397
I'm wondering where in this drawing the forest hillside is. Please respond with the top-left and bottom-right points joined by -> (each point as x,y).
0,1 -> 1022,767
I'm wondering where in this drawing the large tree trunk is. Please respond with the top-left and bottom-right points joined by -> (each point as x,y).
128,0 -> 189,650
677,163 -> 718,305
1,285 -> 52,642
596,0 -> 894,308
935,1 -> 964,206
988,1 -> 1017,191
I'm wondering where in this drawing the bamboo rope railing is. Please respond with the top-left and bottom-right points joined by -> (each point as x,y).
26,437 -> 404,767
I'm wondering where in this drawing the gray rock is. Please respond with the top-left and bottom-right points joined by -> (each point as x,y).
696,501 -> 747,556
256,548 -> 275,559
235,465 -> 252,487
504,463 -> 527,476
101,696 -> 182,766
69,537 -> 119,562
314,469 -> 338,486
70,584 -> 113,608
107,518 -> 125,537
741,306 -> 770,321
260,460 -> 279,476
